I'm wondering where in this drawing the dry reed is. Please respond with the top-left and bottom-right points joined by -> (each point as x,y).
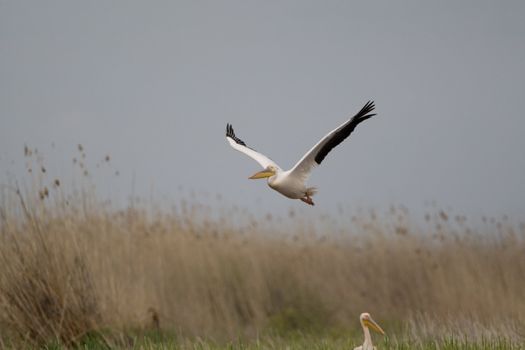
0,148 -> 524,347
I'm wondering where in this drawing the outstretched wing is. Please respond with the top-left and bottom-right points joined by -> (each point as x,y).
226,123 -> 281,170
289,101 -> 376,182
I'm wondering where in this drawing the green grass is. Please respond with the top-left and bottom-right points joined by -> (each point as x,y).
35,332 -> 524,350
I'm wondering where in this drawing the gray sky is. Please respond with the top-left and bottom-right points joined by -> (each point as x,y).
1,1 -> 524,219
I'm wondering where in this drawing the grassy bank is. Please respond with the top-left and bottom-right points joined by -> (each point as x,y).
43,332 -> 525,349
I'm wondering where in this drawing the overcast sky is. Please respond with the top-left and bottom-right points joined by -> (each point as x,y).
1,1 -> 524,220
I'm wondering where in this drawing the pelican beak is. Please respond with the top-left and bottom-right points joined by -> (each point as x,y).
249,169 -> 275,179
364,317 -> 385,335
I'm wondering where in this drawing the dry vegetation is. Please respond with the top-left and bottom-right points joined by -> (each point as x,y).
0,148 -> 524,348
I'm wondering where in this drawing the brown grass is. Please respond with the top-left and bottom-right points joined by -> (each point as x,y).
0,149 -> 524,346
1,191 -> 524,346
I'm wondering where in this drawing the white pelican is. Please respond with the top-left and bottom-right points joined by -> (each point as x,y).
354,312 -> 385,350
226,101 -> 376,205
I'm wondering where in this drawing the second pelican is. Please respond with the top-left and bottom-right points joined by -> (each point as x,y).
354,312 -> 385,350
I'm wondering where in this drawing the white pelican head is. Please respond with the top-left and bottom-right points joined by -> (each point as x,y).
360,312 -> 385,335
248,165 -> 279,179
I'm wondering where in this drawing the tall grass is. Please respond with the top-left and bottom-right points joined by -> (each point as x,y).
0,149 -> 524,347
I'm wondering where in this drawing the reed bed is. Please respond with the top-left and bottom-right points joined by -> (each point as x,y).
0,148 -> 523,348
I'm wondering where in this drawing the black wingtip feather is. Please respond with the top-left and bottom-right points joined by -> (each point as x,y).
226,123 -> 247,146
313,100 -> 376,164
358,100 -> 375,117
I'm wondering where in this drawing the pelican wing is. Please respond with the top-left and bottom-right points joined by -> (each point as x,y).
289,101 -> 376,182
226,123 -> 281,169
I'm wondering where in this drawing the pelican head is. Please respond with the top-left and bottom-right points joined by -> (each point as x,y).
249,165 -> 278,179
360,312 -> 385,335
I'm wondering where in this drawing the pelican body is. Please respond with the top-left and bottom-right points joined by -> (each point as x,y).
226,101 -> 376,205
354,312 -> 385,350
264,168 -> 316,200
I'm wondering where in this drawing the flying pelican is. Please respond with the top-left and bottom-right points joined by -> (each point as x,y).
354,312 -> 385,350
225,101 -> 376,205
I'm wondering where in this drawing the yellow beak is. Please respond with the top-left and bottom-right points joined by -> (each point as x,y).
249,170 -> 275,179
364,318 -> 385,335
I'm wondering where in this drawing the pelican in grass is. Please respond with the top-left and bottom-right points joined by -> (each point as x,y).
225,101 -> 376,205
354,312 -> 385,350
